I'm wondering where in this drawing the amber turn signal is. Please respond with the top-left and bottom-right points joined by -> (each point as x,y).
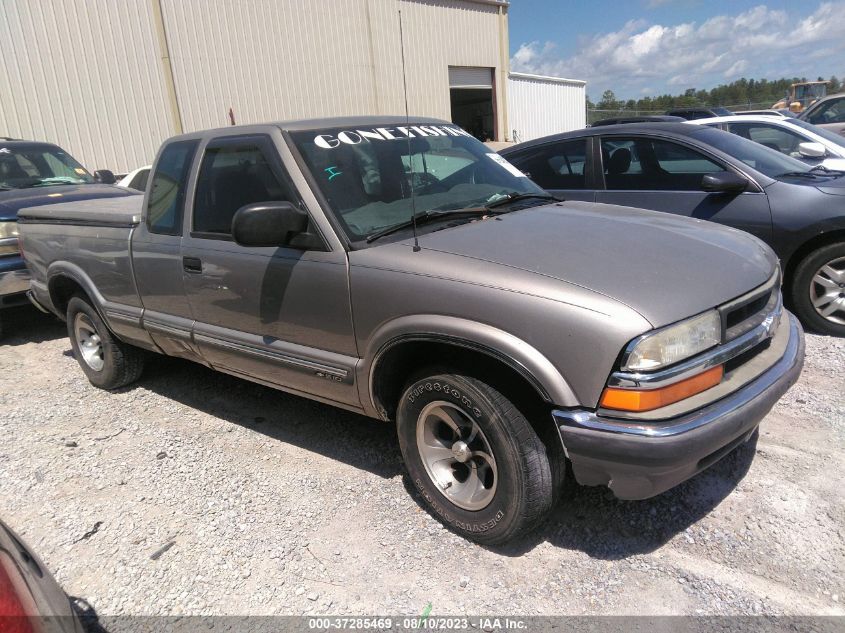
600,365 -> 724,413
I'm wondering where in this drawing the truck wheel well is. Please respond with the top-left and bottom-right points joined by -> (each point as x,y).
784,230 -> 845,289
372,340 -> 553,432
48,276 -> 87,318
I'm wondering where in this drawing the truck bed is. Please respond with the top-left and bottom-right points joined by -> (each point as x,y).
18,194 -> 146,334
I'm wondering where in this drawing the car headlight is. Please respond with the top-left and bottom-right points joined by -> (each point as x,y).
0,221 -> 19,257
623,310 -> 721,371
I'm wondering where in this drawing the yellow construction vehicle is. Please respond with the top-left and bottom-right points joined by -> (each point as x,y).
772,81 -> 830,113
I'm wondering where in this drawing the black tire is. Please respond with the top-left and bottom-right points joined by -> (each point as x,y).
397,373 -> 554,545
66,295 -> 144,389
790,242 -> 845,336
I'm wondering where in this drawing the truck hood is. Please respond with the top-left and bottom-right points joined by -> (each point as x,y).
406,201 -> 777,328
0,184 -> 138,221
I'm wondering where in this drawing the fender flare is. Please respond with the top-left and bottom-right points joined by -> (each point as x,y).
359,314 -> 580,417
45,261 -> 110,321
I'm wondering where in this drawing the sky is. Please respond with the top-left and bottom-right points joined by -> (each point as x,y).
508,0 -> 845,101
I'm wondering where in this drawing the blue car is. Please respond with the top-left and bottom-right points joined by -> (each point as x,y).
0,139 -> 138,338
501,123 -> 845,336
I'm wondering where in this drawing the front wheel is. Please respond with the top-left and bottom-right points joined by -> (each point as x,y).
67,295 -> 145,389
396,373 -> 554,545
790,242 -> 845,336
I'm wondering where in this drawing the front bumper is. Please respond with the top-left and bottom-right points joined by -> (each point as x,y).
0,255 -> 30,308
553,311 -> 805,500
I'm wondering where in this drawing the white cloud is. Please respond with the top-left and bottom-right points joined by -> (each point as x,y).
723,59 -> 748,77
510,2 -> 845,99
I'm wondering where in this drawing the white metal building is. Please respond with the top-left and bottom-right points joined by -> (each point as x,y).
0,0 -> 585,172
508,72 -> 587,143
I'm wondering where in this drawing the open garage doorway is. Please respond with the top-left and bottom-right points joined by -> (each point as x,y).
449,67 -> 496,142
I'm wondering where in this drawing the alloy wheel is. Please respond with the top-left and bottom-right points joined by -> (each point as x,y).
73,313 -> 105,371
415,401 -> 498,511
810,256 -> 845,326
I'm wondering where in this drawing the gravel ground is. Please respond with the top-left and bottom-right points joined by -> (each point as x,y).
1,306 -> 843,618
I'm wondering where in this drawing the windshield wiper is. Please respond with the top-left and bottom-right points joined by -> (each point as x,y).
775,171 -> 821,179
808,165 -> 845,176
431,192 -> 560,215
365,208 -> 492,244
486,192 -> 559,209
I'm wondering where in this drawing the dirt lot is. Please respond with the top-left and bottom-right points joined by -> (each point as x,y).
1,305 -> 843,618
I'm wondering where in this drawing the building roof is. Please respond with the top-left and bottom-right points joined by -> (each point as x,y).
508,72 -> 586,86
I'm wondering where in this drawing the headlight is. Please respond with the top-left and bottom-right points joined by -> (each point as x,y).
623,310 -> 721,371
0,221 -> 19,257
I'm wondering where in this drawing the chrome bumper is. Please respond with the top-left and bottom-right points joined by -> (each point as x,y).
0,259 -> 30,303
553,311 -> 804,499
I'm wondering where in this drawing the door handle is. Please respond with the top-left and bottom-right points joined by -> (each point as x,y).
183,256 -> 202,273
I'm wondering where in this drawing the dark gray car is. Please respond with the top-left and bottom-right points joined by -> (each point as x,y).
502,123 -> 845,336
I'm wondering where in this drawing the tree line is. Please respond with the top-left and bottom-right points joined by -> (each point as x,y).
589,75 -> 843,112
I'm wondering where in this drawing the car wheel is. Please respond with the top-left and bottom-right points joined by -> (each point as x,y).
66,295 -> 144,389
397,372 -> 554,545
791,243 -> 845,336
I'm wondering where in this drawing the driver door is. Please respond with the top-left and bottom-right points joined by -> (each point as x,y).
180,133 -> 360,408
594,135 -> 773,243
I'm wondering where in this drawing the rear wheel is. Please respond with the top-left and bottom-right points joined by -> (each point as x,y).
397,372 -> 554,545
66,296 -> 144,389
791,243 -> 845,336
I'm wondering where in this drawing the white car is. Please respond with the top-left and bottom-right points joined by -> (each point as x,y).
116,165 -> 151,191
687,115 -> 845,170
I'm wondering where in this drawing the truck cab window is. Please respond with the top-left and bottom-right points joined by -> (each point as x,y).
193,141 -> 292,237
146,140 -> 199,235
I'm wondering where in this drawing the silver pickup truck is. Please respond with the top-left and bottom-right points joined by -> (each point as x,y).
19,117 -> 805,544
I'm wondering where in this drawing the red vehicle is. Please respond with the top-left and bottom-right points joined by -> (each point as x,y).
0,519 -> 83,633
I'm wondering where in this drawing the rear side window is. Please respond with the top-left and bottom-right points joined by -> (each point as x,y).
508,139 -> 587,190
147,140 -> 199,235
192,137 -> 294,237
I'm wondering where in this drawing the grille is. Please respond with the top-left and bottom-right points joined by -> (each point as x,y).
721,274 -> 780,342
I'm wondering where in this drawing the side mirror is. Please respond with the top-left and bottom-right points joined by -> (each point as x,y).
93,169 -> 116,185
231,201 -> 309,247
797,141 -> 826,158
701,171 -> 749,194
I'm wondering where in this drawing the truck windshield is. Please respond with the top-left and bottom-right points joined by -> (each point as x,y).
0,144 -> 94,189
291,123 -> 546,244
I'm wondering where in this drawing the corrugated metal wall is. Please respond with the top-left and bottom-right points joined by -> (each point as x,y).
508,73 -> 586,142
0,0 -> 174,172
160,0 -> 506,134
0,0 -> 510,172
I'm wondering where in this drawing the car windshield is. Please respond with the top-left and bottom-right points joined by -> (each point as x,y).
0,144 -> 94,189
784,118 -> 845,150
291,123 -> 546,245
689,127 -> 812,179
